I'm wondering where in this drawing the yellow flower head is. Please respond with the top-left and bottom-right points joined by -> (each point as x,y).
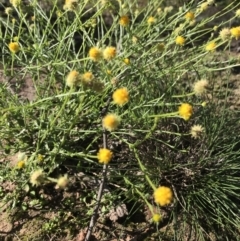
175,36 -> 185,46
102,113 -> 120,131
56,174 -> 69,189
193,79 -> 209,96
63,0 -> 78,11
89,47 -> 102,61
5,7 -> 13,15
66,70 -> 80,87
112,87 -> 129,106
10,0 -> 21,8
119,15 -> 130,27
178,103 -> 193,121
157,8 -> 162,14
103,46 -> 117,60
152,213 -> 161,223
205,41 -> 216,52
201,101 -> 207,107
219,28 -> 231,41
235,9 -> 240,18
190,124 -> 204,139
164,6 -> 173,14
97,148 -> 113,164
123,58 -> 130,65
132,36 -> 138,44
8,42 -> 20,53
185,12 -> 195,21
154,186 -> 173,206
230,27 -> 240,40
56,10 -> 63,17
37,154 -> 44,162
30,169 -> 45,186
81,71 -> 94,84
147,16 -> 156,25
17,161 -> 25,169
189,20 -> 196,26
207,0 -> 215,4
17,152 -> 27,162
199,2 -> 208,12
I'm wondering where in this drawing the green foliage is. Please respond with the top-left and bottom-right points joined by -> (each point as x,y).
0,0 -> 240,240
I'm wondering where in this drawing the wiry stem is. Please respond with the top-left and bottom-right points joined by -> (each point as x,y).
84,98 -> 111,241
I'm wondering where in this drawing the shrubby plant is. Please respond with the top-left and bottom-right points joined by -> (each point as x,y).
0,0 -> 240,240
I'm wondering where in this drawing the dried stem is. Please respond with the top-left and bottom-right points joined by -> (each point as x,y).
84,98 -> 111,241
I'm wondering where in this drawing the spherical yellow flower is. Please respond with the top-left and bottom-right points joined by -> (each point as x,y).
106,70 -> 112,75
37,154 -> 44,162
5,7 -> 13,15
189,20 -> 196,26
103,46 -> 117,60
185,12 -> 195,21
205,41 -> 216,52
230,27 -> 240,40
17,161 -> 25,169
207,0 -> 215,5
10,0 -> 21,8
164,6 -> 173,14
174,25 -> 184,35
236,9 -> 240,18
178,103 -> 193,121
199,2 -> 208,12
157,8 -> 162,14
102,113 -> 120,131
123,58 -> 130,65
30,169 -> 45,186
56,174 -> 69,189
63,0 -> 78,11
147,16 -> 156,25
89,46 -> 102,61
201,101 -> 207,107
190,124 -> 204,139
175,36 -> 185,46
17,152 -> 27,162
154,186 -> 173,206
8,42 -> 20,53
66,70 -> 80,87
132,36 -> 138,44
97,148 -> 113,164
219,28 -> 231,41
213,25 -> 218,32
82,71 -> 94,84
56,10 -> 63,17
112,88 -> 129,106
13,36 -> 18,42
152,213 -> 161,223
193,79 -> 209,96
119,15 -> 130,27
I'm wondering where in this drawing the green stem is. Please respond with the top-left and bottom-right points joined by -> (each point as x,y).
124,177 -> 154,215
133,148 -> 157,191
148,111 -> 178,118
130,117 -> 159,148
172,92 -> 195,98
